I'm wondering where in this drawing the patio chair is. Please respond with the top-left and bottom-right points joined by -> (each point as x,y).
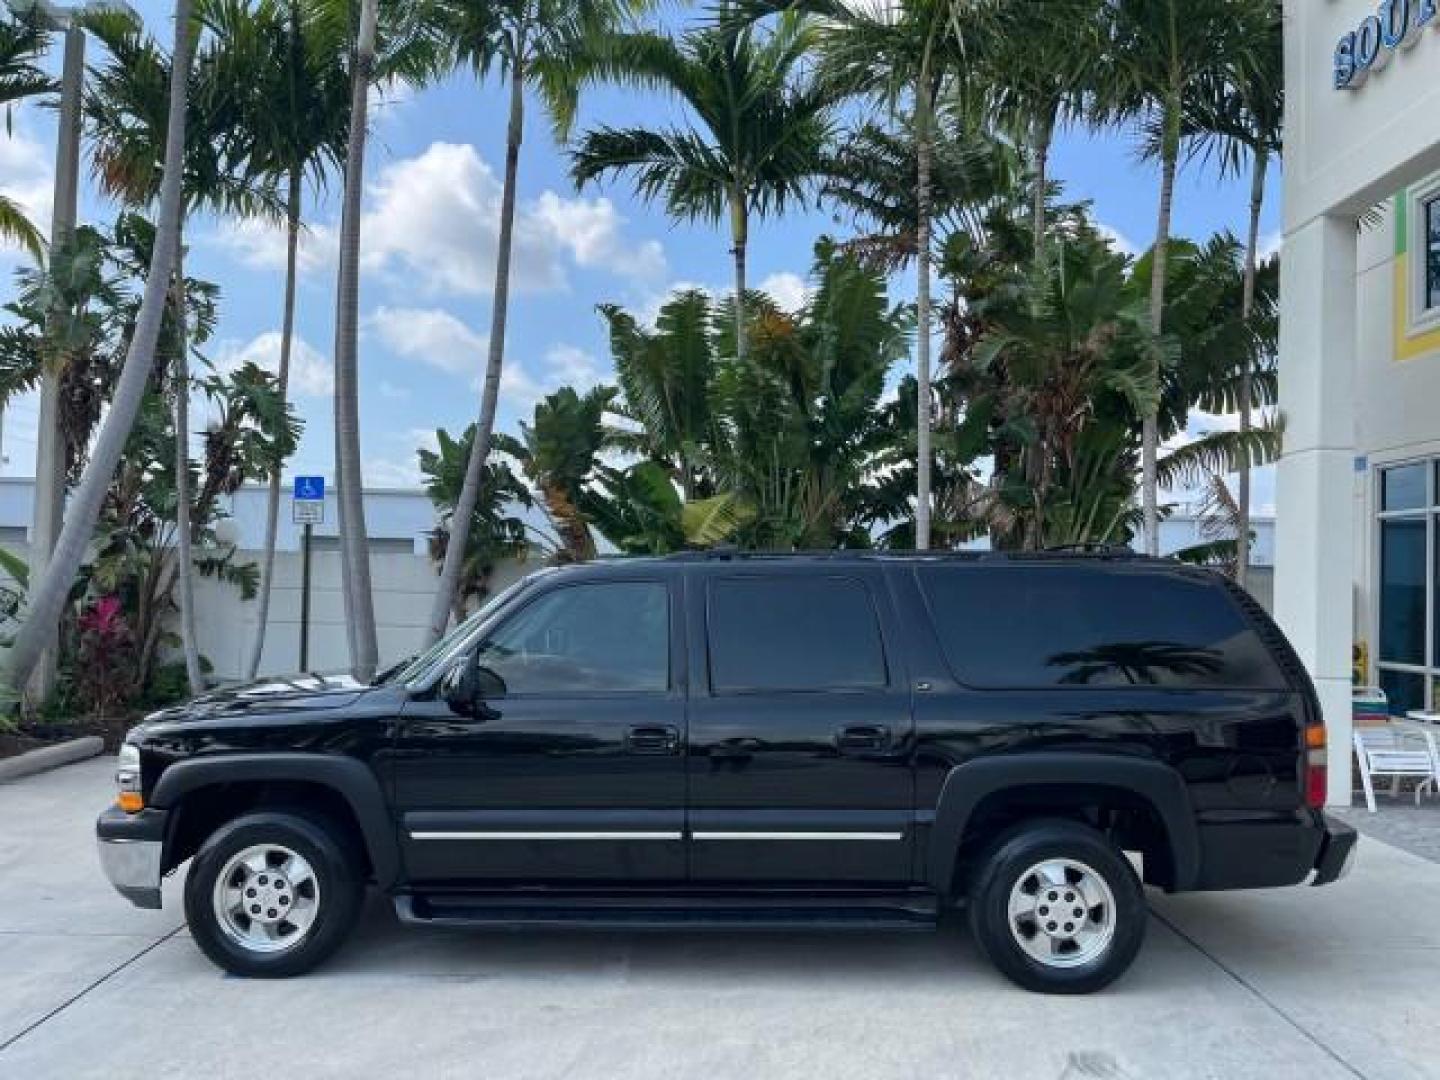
1353,726 -> 1440,812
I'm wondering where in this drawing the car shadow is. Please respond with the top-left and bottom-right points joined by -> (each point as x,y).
305,890 -> 1253,997
319,889 -> 992,984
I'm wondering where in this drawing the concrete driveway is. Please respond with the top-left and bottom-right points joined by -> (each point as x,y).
0,759 -> 1426,1079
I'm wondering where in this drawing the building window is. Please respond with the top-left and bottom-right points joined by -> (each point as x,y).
1406,180 -> 1440,336
1375,460 -> 1440,714
1427,195 -> 1440,312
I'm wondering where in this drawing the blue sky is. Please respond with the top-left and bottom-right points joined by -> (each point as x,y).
0,3 -> 1282,513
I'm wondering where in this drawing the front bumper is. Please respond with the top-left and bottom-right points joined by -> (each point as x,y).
1311,813 -> 1358,886
96,805 -> 168,910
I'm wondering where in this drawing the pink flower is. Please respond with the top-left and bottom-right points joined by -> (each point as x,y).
79,595 -> 125,635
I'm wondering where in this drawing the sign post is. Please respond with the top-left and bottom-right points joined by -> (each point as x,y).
292,476 -> 325,672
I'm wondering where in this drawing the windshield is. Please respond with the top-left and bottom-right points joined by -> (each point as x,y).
385,576 -> 536,688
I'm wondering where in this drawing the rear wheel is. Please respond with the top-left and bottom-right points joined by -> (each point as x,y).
966,819 -> 1145,994
184,810 -> 363,977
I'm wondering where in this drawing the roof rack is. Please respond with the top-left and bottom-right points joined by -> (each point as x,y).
652,545 -> 1156,563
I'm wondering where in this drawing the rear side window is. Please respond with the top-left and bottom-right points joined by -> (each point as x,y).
708,576 -> 887,692
916,566 -> 1287,690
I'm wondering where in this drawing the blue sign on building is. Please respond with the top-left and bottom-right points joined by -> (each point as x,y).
1335,0 -> 1438,90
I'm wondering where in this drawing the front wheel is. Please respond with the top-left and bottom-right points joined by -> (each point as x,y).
966,819 -> 1146,994
184,810 -> 363,978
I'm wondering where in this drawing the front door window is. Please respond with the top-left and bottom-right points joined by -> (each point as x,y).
475,581 -> 669,695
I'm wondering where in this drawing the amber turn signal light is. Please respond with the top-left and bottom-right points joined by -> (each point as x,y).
117,791 -> 144,813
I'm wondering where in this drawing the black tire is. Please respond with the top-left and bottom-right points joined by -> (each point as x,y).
966,819 -> 1145,994
184,810 -> 363,978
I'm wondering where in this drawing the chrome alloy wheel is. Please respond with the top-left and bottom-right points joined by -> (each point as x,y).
211,844 -> 320,954
1006,857 -> 1117,969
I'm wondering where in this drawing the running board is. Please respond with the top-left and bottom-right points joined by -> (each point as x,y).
394,890 -> 939,932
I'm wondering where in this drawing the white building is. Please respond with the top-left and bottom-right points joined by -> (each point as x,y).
1281,2 -> 1440,802
0,476 -> 440,553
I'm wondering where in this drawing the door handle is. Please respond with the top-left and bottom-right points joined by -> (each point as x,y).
836,724 -> 891,752
626,725 -> 680,755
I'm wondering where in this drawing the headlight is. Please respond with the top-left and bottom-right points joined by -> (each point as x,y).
116,743 -> 143,812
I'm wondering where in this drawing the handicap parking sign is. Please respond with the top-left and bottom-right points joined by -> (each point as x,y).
294,475 -> 325,501
293,475 -> 325,524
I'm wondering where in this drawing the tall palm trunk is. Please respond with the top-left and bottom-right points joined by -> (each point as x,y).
1031,107 -> 1054,259
423,48 -> 526,647
730,186 -> 748,362
1142,86 -> 1180,557
333,0 -> 379,679
545,482 -> 595,562
246,169 -> 303,678
1236,147 -> 1267,591
5,0 -> 195,690
172,242 -> 204,694
914,65 -> 934,551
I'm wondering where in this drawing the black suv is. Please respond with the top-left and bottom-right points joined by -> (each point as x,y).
97,551 -> 1355,993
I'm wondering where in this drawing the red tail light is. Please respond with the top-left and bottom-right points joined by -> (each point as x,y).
1303,720 -> 1328,808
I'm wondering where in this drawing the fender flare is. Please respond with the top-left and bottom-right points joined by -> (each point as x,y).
150,753 -> 400,888
926,752 -> 1201,893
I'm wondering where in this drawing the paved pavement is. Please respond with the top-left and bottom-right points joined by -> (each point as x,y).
0,758 -> 1432,1079
1335,793 -> 1440,863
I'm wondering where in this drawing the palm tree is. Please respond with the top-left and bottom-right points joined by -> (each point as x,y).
84,2 -> 278,693
599,289 -> 717,498
571,8 -> 833,364
710,242 -> 910,548
979,0 -> 1103,257
975,233 -> 1160,549
421,0 -> 629,649
804,0 -> 966,550
819,119 -> 1018,269
419,424 -> 532,623
316,0 -> 441,677
1102,0 -> 1272,555
1189,0 -> 1282,588
6,0 -> 195,691
242,0 -> 349,681
1,13 -> 54,257
496,385 -> 616,562
330,0 -> 380,679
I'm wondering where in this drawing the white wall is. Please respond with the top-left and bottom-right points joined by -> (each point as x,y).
218,486 -> 438,555
1286,5 -> 1440,225
194,548 -> 533,680
1280,3 -> 1440,802
0,538 -> 534,683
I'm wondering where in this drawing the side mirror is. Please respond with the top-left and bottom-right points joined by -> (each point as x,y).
443,651 -> 505,714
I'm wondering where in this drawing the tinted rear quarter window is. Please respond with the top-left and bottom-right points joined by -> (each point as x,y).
708,575 -> 888,692
916,566 -> 1286,690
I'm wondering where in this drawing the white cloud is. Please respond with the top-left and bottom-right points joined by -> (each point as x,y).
638,280 -> 716,326
1259,230 -> 1283,260
1097,222 -> 1140,259
758,271 -> 810,311
359,142 -> 667,299
532,192 -> 667,281
214,331 -> 334,397
0,114 -> 53,254
490,343 -> 609,418
541,343 -> 604,390
364,455 -> 423,488
365,306 -> 486,375
364,428 -> 438,488
212,216 -> 335,275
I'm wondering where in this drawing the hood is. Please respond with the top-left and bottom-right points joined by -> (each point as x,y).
144,671 -> 371,723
